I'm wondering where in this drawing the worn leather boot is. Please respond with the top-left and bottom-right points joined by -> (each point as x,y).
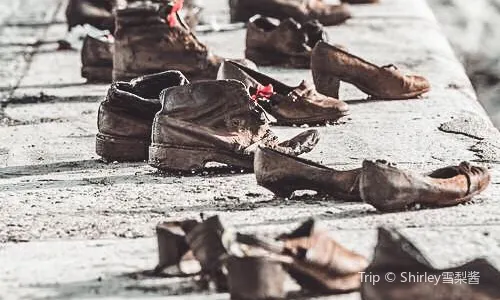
312,41 -> 431,99
254,147 -> 361,200
245,15 -> 326,68
96,71 -> 189,162
66,0 -> 116,31
113,1 -> 247,82
360,160 -> 491,212
362,228 -> 500,300
81,32 -> 114,83
148,80 -> 320,171
218,60 -> 348,125
229,0 -> 351,26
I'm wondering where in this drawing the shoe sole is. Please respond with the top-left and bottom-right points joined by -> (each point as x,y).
148,143 -> 253,172
96,133 -> 149,162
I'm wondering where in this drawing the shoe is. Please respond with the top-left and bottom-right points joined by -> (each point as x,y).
236,219 -> 368,294
65,0 -> 116,31
359,160 -> 491,212
81,32 -> 114,83
96,71 -> 189,162
245,15 -> 326,68
148,79 -> 320,171
254,146 -> 361,199
311,41 -> 431,99
229,0 -> 351,26
113,1 -> 251,82
218,60 -> 349,125
362,228 -> 500,300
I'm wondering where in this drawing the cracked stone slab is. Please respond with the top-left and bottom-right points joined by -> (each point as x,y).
439,114 -> 500,140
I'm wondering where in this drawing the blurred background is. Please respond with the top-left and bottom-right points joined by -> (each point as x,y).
428,0 -> 500,127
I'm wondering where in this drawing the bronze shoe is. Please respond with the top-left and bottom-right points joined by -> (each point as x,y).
254,146 -> 361,200
311,41 -> 431,99
236,219 -> 368,294
229,0 -> 351,26
148,80 -> 320,171
360,160 -> 491,212
362,228 -> 500,300
81,32 -> 114,83
218,60 -> 349,125
65,0 -> 116,31
96,71 -> 189,162
113,1 -> 250,82
245,15 -> 327,68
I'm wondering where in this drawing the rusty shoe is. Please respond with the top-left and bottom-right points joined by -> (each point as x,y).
311,41 -> 431,99
245,15 -> 327,68
66,0 -> 116,31
148,80 -> 320,171
236,219 -> 368,294
218,60 -> 349,125
81,31 -> 114,82
96,71 -> 188,162
360,160 -> 491,212
362,228 -> 500,300
229,0 -> 351,26
113,1 -> 250,82
254,147 -> 361,200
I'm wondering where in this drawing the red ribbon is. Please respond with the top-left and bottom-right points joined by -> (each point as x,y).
251,84 -> 274,101
167,0 -> 184,27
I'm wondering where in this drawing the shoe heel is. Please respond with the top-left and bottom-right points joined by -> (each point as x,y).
96,133 -> 149,162
312,69 -> 340,98
149,144 -> 253,172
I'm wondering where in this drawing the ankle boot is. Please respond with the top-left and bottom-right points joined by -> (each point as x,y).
218,60 -> 348,125
362,228 -> 500,300
312,41 -> 431,99
245,15 -> 327,68
96,71 -> 189,162
81,32 -> 114,83
148,80 -> 320,171
113,1 -> 249,82
254,147 -> 361,200
66,0 -> 116,31
229,0 -> 351,26
359,160 -> 491,212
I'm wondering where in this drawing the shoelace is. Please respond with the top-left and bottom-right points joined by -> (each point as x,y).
289,83 -> 315,101
166,0 -> 184,27
251,84 -> 275,102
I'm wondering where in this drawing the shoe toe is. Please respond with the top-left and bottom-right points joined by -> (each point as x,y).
410,75 -> 431,93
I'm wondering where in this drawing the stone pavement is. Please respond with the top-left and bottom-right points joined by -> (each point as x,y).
1,0 -> 500,299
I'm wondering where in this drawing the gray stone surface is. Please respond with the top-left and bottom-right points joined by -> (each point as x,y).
1,0 -> 500,299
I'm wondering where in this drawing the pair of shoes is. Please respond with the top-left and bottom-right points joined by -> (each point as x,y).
218,60 -> 349,125
229,0 -> 351,26
81,1 -> 252,83
66,0 -> 200,32
254,147 -> 491,212
155,217 -> 368,296
245,15 -> 327,68
96,71 -> 320,171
